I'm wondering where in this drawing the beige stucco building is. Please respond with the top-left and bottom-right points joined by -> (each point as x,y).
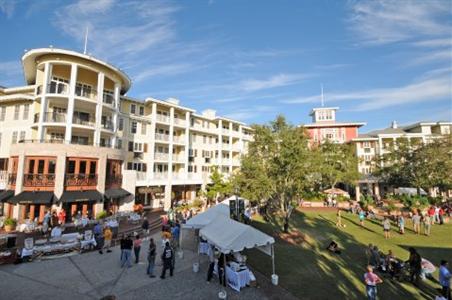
0,48 -> 252,222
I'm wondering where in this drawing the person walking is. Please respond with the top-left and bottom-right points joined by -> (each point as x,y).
412,212 -> 421,235
171,223 -> 180,249
359,210 -> 366,227
121,235 -> 133,268
398,215 -> 405,234
336,209 -> 342,227
383,217 -> 391,239
147,238 -> 157,278
364,265 -> 383,300
133,235 -> 142,264
439,260 -> 451,300
206,245 -> 215,282
103,226 -> 112,253
407,247 -> 422,286
93,222 -> 104,254
423,215 -> 432,236
435,206 -> 441,224
119,235 -> 126,262
142,218 -> 149,236
160,241 -> 174,279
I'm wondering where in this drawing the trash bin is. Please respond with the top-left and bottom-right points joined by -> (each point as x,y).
193,262 -> 199,273
271,274 -> 279,286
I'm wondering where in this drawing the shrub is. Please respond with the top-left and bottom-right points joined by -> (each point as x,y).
96,211 -> 108,220
4,218 -> 17,226
190,198 -> 204,209
399,194 -> 429,209
302,191 -> 325,202
359,194 -> 374,209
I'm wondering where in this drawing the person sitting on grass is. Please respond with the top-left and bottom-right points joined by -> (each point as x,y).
327,241 -> 341,254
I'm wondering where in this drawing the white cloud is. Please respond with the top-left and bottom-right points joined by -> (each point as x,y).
224,106 -> 275,121
284,73 -> 451,111
0,0 -> 18,18
133,63 -> 193,83
0,60 -> 23,86
239,73 -> 306,92
348,0 -> 451,45
53,0 -> 179,60
413,38 -> 452,48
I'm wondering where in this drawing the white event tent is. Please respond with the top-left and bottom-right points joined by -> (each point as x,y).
183,203 -> 230,229
221,195 -> 250,207
199,215 -> 276,275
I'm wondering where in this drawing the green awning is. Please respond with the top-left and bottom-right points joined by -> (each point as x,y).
8,191 -> 55,204
104,188 -> 130,199
59,190 -> 103,203
0,190 -> 14,202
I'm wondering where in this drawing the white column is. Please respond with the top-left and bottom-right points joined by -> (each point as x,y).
111,83 -> 120,148
64,63 -> 78,144
229,123 -> 233,173
238,125 -> 243,152
184,112 -> 190,179
168,107 -> 175,181
37,62 -> 53,141
149,103 -> 157,180
94,72 -> 105,146
217,120 -> 222,168
164,184 -> 172,211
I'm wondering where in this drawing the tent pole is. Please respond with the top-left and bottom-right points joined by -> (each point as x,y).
223,252 -> 227,287
271,244 -> 275,275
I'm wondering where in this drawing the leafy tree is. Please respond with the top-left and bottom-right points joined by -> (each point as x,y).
204,166 -> 232,205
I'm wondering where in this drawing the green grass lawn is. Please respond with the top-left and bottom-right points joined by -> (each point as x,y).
246,209 -> 452,300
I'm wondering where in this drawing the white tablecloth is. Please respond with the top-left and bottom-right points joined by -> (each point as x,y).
106,220 -> 119,228
226,266 -> 251,292
18,223 -> 35,233
21,248 -> 34,258
23,241 -> 80,257
199,242 -> 210,255
80,238 -> 97,250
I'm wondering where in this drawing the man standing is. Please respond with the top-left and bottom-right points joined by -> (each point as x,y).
412,212 -> 421,235
160,241 -> 174,279
407,247 -> 422,286
440,260 -> 451,300
121,235 -> 133,268
364,265 -> 383,300
103,226 -> 112,253
171,223 -> 180,249
382,217 -> 391,239
147,238 -> 157,278
93,222 -> 104,254
423,215 -> 432,236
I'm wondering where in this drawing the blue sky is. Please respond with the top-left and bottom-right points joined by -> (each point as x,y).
0,0 -> 451,131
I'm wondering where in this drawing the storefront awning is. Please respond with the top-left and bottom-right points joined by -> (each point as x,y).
59,190 -> 103,203
0,190 -> 15,202
104,188 -> 130,199
8,191 -> 55,204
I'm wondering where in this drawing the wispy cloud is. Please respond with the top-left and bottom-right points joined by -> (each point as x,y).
0,60 -> 23,86
239,73 -> 306,92
133,63 -> 193,83
283,73 -> 451,111
0,0 -> 18,18
224,105 -> 275,122
347,0 -> 451,45
53,0 -> 179,60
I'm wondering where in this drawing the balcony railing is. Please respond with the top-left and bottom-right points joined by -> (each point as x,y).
154,153 -> 169,160
34,112 -> 67,123
18,139 -> 65,144
72,115 -> 95,127
153,172 -> 168,179
106,174 -> 122,187
173,136 -> 184,143
173,155 -> 184,162
75,86 -> 97,100
65,174 -> 98,186
8,173 -> 17,185
47,82 -> 69,95
156,115 -> 170,123
136,172 -> 147,181
174,118 -> 186,126
155,133 -> 170,141
101,120 -> 114,130
103,93 -> 114,105
23,173 -> 55,187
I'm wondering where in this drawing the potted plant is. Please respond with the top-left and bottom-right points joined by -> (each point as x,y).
3,218 -> 17,232
95,211 -> 108,220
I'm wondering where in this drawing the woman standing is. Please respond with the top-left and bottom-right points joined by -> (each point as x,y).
398,215 -> 405,234
147,238 -> 157,277
134,235 -> 142,264
382,217 -> 391,239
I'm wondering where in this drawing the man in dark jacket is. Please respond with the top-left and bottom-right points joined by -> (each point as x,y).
407,247 -> 422,286
160,242 -> 174,279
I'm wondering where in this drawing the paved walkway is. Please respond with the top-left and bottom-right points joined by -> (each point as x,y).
0,233 -> 292,300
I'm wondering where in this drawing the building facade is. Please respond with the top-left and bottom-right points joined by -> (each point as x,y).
353,121 -> 451,200
0,48 -> 252,222
303,107 -> 365,144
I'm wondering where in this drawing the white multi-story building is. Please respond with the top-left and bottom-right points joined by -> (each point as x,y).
0,48 -> 252,223
353,120 -> 451,199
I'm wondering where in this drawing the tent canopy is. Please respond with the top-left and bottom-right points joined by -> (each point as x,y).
199,216 -> 275,255
183,203 -> 230,229
323,188 -> 350,197
8,191 -> 55,204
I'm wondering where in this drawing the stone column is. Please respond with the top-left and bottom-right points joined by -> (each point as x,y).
54,154 -> 67,199
355,185 -> 361,202
64,63 -> 78,144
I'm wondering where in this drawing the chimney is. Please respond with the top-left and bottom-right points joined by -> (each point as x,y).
391,120 -> 398,129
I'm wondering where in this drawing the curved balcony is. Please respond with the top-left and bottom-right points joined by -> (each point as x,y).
23,173 -> 55,187
103,93 -> 115,106
75,85 -> 97,101
101,120 -> 114,131
46,82 -> 69,95
34,112 -> 67,124
65,174 -> 98,187
72,115 -> 95,127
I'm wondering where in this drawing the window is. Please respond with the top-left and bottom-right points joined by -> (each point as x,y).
50,132 -> 64,141
0,106 -> 5,121
118,118 -> 124,131
203,135 -> 206,144
128,141 -> 134,152
75,83 -> 92,98
23,104 -> 30,120
130,104 -> 136,114
48,160 -> 56,174
14,105 -> 20,120
28,160 -> 35,174
37,160 -> 45,174
134,143 -> 143,152
141,122 -> 146,135
364,148 -> 371,153
19,131 -> 25,142
139,106 -> 144,116
89,161 -> 96,174
131,121 -> 137,134
12,131 -> 18,144
67,161 -> 76,173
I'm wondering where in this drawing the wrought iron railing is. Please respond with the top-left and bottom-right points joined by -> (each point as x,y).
23,173 -> 55,187
65,174 -> 98,186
